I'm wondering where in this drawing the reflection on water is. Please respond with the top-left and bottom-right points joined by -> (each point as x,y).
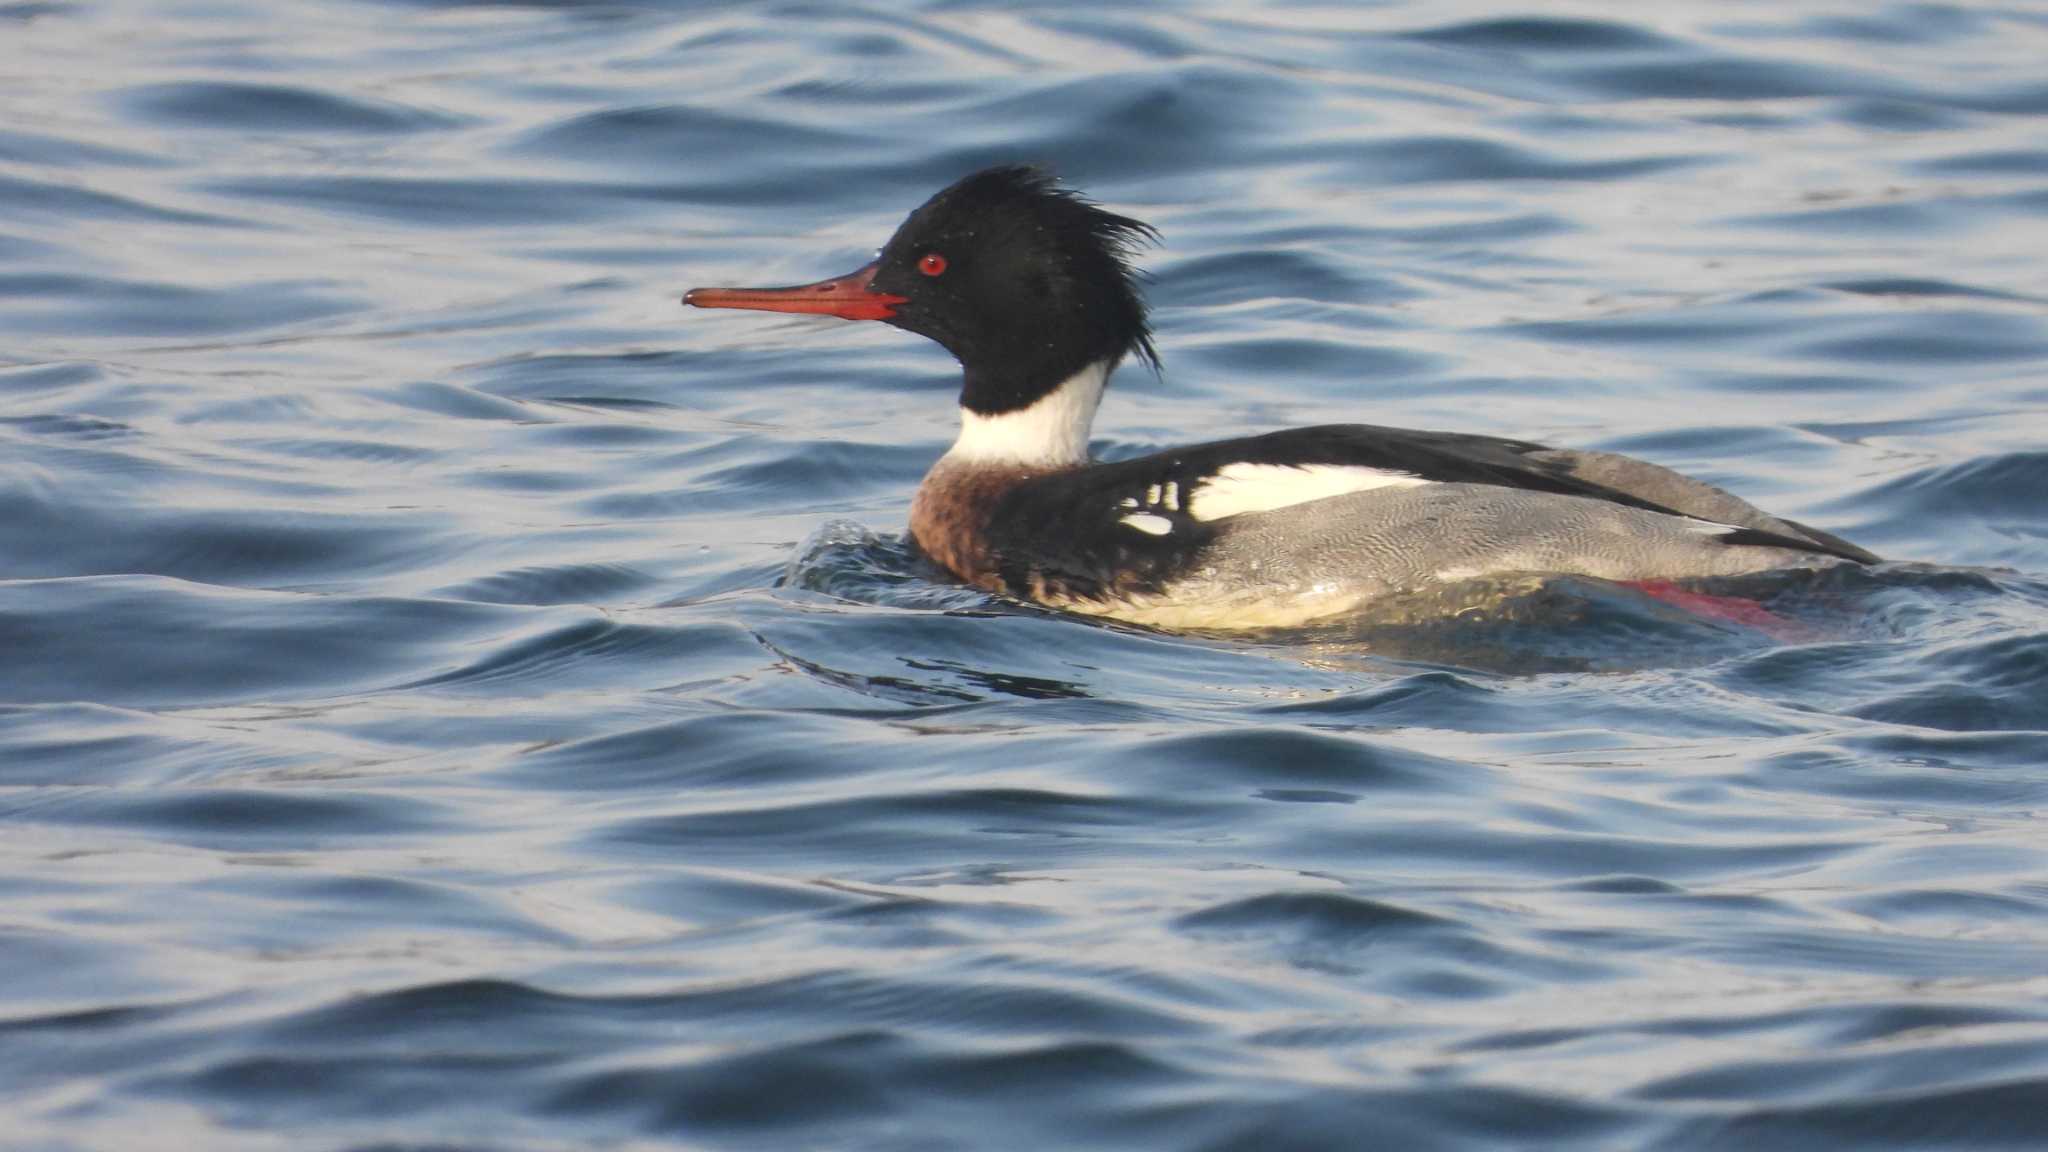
2,1 -> 2047,1149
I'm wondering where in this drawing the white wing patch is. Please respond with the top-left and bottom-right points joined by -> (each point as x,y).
1120,513 -> 1174,536
1187,463 -> 1430,522
1680,518 -> 1741,536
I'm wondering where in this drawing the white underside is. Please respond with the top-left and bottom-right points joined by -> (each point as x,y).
1052,586 -> 1376,630
1053,571 -> 1580,631
942,360 -> 1109,468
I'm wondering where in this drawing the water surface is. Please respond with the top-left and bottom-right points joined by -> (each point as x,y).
3,1 -> 2047,1149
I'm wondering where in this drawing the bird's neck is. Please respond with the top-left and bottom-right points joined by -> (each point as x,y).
941,359 -> 1110,471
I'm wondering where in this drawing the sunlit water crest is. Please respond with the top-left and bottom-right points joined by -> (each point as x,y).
2,1 -> 2047,1149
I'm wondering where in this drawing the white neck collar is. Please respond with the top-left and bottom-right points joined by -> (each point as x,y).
940,360 -> 1109,469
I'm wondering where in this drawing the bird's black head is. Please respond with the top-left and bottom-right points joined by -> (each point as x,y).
866,167 -> 1158,413
687,166 -> 1157,416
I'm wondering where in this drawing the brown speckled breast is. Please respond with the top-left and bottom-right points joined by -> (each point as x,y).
907,460 -> 1040,593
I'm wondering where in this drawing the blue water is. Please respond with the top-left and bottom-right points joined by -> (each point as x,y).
3,1 -> 2047,1148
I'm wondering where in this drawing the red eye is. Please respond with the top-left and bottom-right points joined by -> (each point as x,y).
918,252 -> 948,277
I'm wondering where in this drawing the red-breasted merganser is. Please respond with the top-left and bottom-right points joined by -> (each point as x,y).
685,167 -> 1876,630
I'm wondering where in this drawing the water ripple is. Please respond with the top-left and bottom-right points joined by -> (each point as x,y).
2,2 -> 2046,1149
120,81 -> 461,134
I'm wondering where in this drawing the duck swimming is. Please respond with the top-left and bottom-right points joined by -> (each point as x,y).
686,166 -> 1875,630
